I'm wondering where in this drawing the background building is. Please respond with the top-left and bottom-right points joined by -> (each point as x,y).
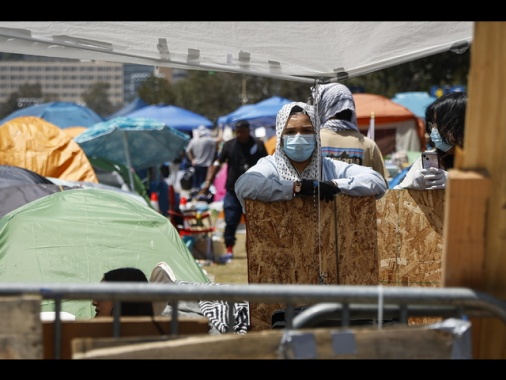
0,55 -> 182,108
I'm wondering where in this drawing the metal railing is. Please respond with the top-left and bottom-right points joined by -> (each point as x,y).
2,282 -> 506,359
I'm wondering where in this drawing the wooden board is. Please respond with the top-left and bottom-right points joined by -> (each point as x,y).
245,197 -> 338,330
246,190 -> 446,330
72,324 -> 458,360
43,316 -> 209,359
0,295 -> 42,359
378,190 -> 445,287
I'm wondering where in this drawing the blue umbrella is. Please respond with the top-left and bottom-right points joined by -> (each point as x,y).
218,96 -> 293,129
125,104 -> 213,132
0,101 -> 104,128
74,117 -> 189,189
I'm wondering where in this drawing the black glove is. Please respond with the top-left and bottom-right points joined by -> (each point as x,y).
299,180 -> 340,202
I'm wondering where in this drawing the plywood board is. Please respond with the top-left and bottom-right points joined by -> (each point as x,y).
378,190 -> 445,287
246,190 -> 446,330
245,197 -> 338,330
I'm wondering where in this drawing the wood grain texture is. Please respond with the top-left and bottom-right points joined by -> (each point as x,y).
73,324 -> 458,360
246,190 -> 446,330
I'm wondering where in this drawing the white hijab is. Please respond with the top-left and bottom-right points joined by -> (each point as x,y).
273,101 -> 321,181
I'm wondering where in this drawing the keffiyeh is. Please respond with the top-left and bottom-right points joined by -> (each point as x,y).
176,280 -> 250,334
312,83 -> 359,133
273,101 -> 321,181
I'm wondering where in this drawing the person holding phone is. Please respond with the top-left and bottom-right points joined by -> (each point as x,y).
394,92 -> 467,190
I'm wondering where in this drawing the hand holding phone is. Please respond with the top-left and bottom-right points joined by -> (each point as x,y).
421,151 -> 440,170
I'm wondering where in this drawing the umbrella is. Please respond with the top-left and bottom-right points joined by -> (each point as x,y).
125,104 -> 213,132
74,117 -> 190,190
218,96 -> 293,129
0,101 -> 104,128
0,188 -> 210,319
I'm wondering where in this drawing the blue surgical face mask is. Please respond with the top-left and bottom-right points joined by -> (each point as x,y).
430,127 -> 453,152
282,133 -> 316,162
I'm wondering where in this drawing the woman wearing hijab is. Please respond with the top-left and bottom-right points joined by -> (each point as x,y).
235,101 -> 387,212
314,83 -> 389,184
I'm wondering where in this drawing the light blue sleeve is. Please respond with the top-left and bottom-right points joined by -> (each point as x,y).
322,157 -> 388,199
235,156 -> 294,213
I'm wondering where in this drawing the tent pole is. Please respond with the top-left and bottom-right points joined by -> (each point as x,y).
121,131 -> 135,191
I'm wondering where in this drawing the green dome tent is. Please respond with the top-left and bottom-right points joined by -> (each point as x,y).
0,188 -> 210,319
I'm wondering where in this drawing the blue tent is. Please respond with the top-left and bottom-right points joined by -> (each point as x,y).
0,101 -> 104,128
106,97 -> 148,120
218,96 -> 293,129
391,92 -> 437,119
125,104 -> 213,132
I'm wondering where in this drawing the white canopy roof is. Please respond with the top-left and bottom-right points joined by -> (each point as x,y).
0,22 -> 473,83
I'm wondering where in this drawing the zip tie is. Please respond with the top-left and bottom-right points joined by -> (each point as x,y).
377,285 -> 383,329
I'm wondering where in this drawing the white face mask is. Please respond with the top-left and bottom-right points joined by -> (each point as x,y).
282,133 -> 316,162
430,127 -> 453,152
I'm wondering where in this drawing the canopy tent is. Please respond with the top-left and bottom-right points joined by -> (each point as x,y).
0,116 -> 98,183
125,104 -> 213,132
0,101 -> 104,128
217,96 -> 292,140
217,96 -> 293,128
0,22 -> 473,83
353,93 -> 424,156
106,97 -> 148,120
0,188 -> 210,319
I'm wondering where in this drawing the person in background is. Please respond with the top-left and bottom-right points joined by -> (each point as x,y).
92,267 -> 154,317
235,102 -> 387,212
199,120 -> 268,263
313,83 -> 389,185
185,125 -> 220,190
393,91 -> 467,190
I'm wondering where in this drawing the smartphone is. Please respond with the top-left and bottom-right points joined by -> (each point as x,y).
421,151 -> 440,169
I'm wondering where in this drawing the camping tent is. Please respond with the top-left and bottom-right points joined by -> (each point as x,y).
0,22 -> 473,83
0,165 -> 73,218
87,156 -> 150,204
0,188 -> 210,319
0,116 -> 98,182
0,101 -> 104,128
353,93 -> 424,156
